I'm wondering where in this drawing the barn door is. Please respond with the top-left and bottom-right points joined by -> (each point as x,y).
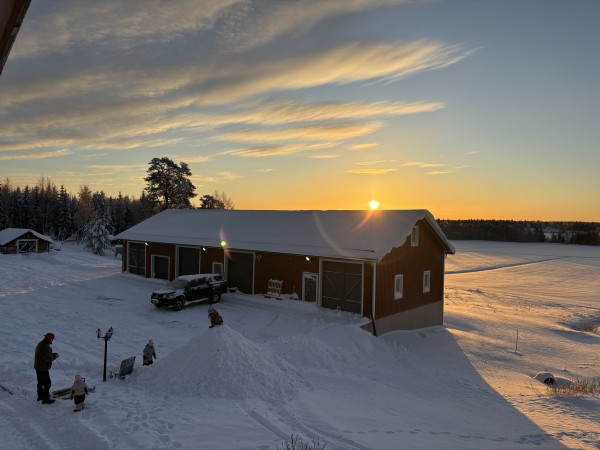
227,251 -> 254,294
17,239 -> 37,253
321,261 -> 362,314
152,255 -> 169,279
128,243 -> 146,276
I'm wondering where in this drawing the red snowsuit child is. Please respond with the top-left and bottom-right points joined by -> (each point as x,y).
208,307 -> 223,328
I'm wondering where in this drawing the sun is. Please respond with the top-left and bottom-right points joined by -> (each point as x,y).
369,200 -> 380,210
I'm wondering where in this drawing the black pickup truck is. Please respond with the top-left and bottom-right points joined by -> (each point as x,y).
150,274 -> 227,311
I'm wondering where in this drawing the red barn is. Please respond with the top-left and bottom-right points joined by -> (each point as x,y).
116,209 -> 455,334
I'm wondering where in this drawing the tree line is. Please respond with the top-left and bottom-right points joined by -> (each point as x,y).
3,157 -> 598,252
437,219 -> 600,245
0,157 -> 234,254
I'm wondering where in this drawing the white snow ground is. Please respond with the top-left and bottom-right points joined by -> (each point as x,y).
0,241 -> 598,450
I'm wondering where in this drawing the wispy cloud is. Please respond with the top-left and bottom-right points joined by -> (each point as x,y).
308,154 -> 340,159
203,99 -> 443,127
217,171 -> 242,180
401,161 -> 446,168
356,160 -> 388,166
426,170 -> 453,175
177,155 -> 211,164
223,146 -> 299,157
0,149 -> 74,161
349,143 -> 378,151
220,122 -> 382,144
346,168 -> 397,175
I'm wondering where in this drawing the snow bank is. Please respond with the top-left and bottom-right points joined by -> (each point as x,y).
135,325 -> 302,402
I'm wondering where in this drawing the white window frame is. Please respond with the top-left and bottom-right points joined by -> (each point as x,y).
423,270 -> 431,293
411,226 -> 419,246
394,274 -> 404,300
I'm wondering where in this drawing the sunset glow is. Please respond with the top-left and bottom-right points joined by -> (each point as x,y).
369,200 -> 380,210
1,1 -> 598,221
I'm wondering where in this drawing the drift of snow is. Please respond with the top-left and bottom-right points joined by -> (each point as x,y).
136,325 -> 303,402
0,241 -> 598,449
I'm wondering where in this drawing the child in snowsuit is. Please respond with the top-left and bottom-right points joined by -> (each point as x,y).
70,374 -> 89,412
208,306 -> 223,328
143,339 -> 157,366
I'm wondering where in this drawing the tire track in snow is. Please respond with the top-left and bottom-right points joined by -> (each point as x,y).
446,257 -> 563,274
238,402 -> 371,450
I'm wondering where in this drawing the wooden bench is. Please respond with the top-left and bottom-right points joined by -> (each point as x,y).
109,356 -> 136,379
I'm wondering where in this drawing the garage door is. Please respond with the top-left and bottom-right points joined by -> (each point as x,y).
128,243 -> 146,276
321,260 -> 362,314
227,251 -> 254,294
178,247 -> 200,276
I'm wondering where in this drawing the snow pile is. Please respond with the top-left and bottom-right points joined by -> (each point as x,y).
267,335 -> 360,372
135,325 -> 302,402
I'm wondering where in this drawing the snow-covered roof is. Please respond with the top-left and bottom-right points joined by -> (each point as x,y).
0,228 -> 54,245
116,209 -> 455,261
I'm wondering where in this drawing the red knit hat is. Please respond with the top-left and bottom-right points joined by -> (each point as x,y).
44,333 -> 55,340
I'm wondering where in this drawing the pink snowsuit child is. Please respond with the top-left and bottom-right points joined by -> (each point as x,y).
70,374 -> 89,412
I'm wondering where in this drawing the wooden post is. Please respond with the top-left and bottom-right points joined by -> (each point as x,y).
371,313 -> 378,337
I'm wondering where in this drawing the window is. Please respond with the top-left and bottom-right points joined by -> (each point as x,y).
423,270 -> 431,293
411,226 -> 419,246
394,274 -> 404,300
212,261 -> 223,276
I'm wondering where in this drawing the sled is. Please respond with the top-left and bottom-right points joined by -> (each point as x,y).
109,356 -> 136,379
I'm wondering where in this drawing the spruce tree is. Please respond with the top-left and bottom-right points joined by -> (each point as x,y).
83,191 -> 113,256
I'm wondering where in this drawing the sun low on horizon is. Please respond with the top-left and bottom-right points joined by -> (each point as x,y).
369,200 -> 380,210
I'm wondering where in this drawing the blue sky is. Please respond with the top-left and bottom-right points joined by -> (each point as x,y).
1,0 -> 599,220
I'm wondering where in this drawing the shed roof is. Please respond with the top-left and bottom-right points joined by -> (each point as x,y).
0,228 -> 54,245
117,209 -> 454,261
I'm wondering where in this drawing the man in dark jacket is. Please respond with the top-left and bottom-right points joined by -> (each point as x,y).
34,332 -> 59,404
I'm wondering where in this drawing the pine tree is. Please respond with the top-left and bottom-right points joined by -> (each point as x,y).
57,185 -> 74,241
144,157 -> 197,210
83,192 -> 113,256
199,194 -> 225,209
74,186 -> 93,241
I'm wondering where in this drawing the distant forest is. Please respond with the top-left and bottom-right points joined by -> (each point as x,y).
438,219 -> 600,246
0,176 -> 230,243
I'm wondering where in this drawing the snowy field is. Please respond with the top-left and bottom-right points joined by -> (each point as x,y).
0,241 -> 598,450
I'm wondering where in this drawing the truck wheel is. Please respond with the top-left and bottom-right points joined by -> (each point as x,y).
209,293 -> 220,304
173,298 -> 184,311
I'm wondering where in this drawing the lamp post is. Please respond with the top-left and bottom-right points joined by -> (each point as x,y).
97,327 -> 113,382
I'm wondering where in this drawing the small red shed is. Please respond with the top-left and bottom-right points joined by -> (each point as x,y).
0,228 -> 54,254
